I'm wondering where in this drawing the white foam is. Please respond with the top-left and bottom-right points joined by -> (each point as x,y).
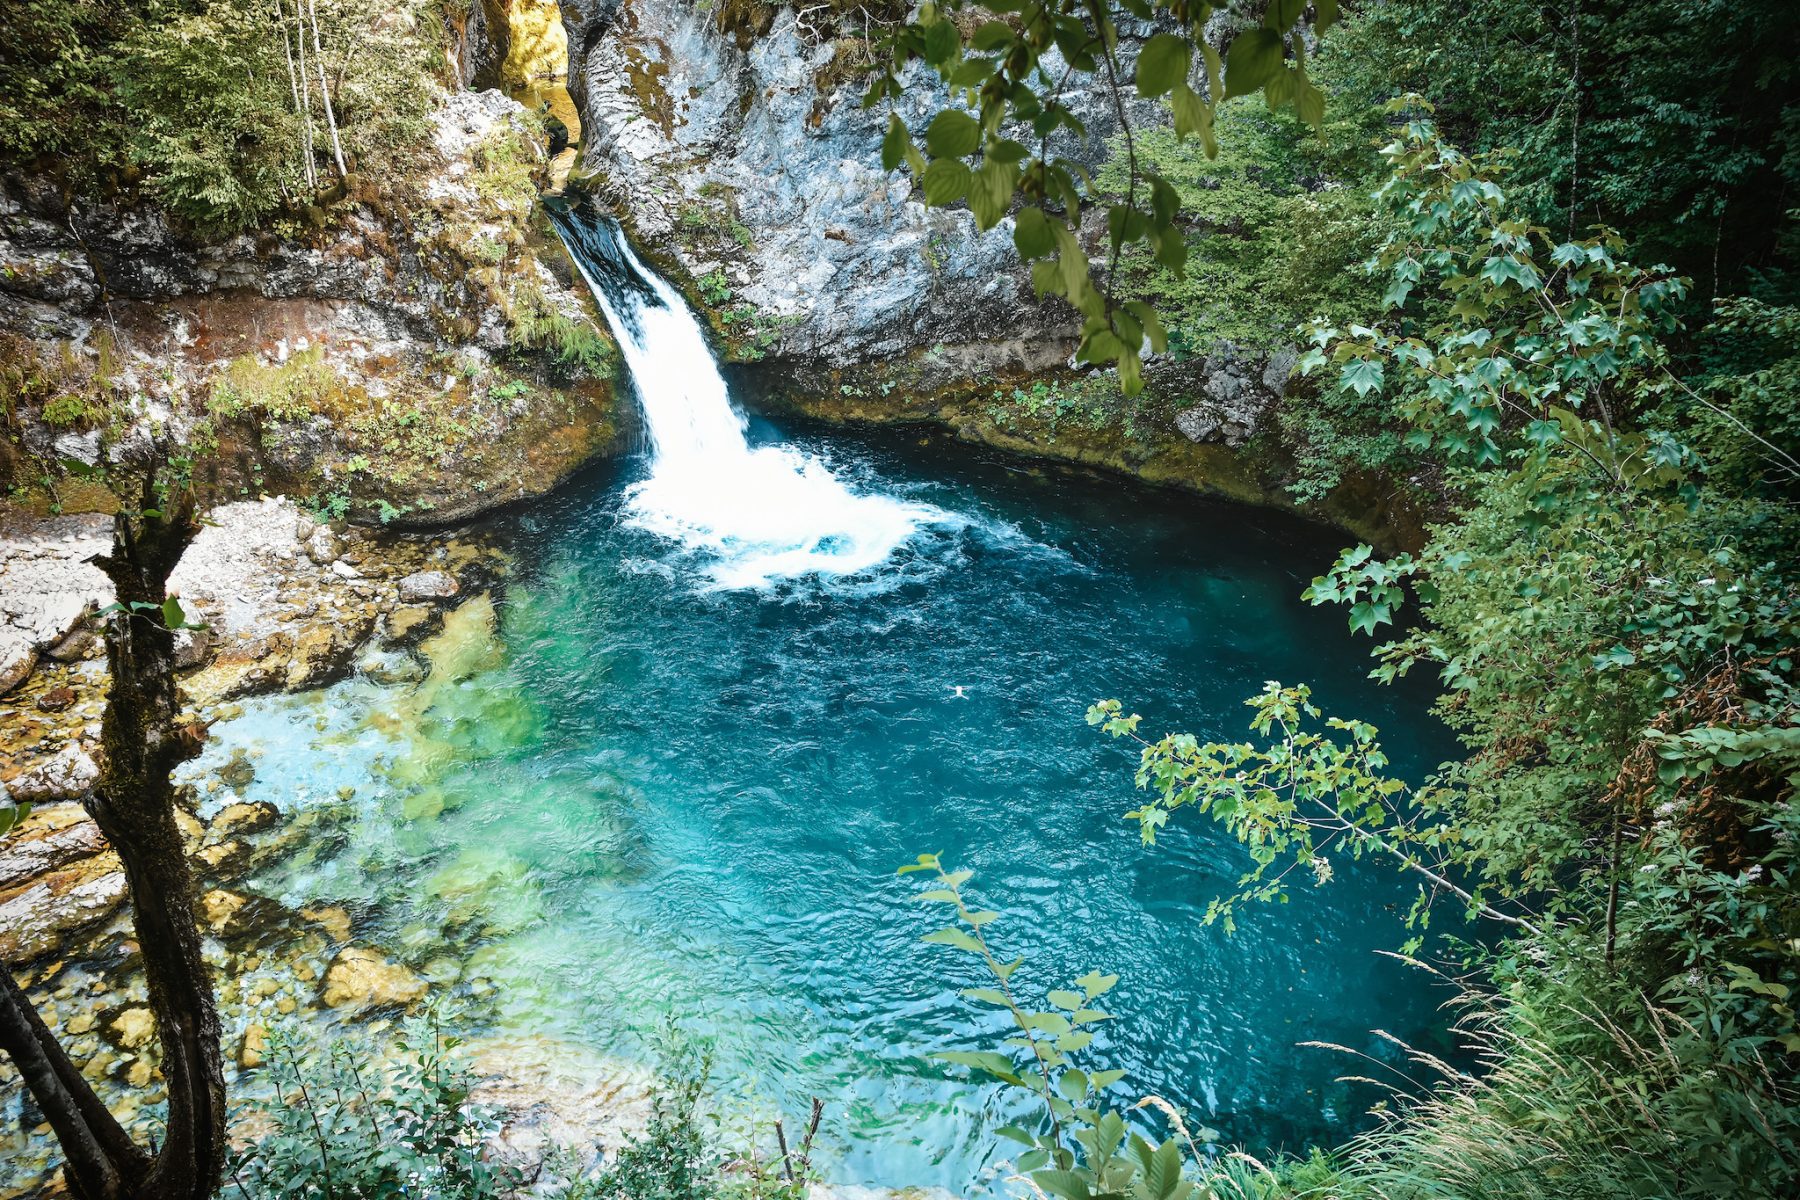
559,215 -> 957,591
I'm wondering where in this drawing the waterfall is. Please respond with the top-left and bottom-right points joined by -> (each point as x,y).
550,205 -> 956,591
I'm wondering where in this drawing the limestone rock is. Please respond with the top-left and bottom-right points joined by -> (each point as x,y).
35,686 -> 76,713
0,631 -> 35,695
300,904 -> 353,943
208,801 -> 280,842
45,621 -> 99,663
397,570 -> 460,603
0,805 -> 107,890
383,605 -> 444,648
320,946 -> 428,1012
561,0 -> 1172,367
201,889 -> 250,936
239,1022 -> 269,1069
0,859 -> 127,964
5,744 -> 101,803
171,626 -> 210,669
1170,342 -> 1296,449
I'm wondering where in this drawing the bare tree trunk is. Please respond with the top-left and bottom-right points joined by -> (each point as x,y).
275,0 -> 316,191
292,0 -> 320,190
307,0 -> 350,178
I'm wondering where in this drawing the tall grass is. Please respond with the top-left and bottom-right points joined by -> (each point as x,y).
1337,980 -> 1796,1200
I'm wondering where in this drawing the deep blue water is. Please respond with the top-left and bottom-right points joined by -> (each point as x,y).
202,421 -> 1459,1189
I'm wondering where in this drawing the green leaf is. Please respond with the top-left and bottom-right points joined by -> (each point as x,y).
1135,33 -> 1191,98
1031,1169 -> 1092,1200
162,596 -> 188,629
1340,358 -> 1385,397
1265,0 -> 1306,28
881,114 -> 911,173
971,21 -> 1014,52
1224,29 -> 1283,99
1169,80 -> 1211,143
936,1050 -> 1022,1084
969,158 -> 1018,230
921,158 -> 971,206
924,109 -> 980,158
922,926 -> 983,953
1075,970 -> 1118,999
1014,206 -> 1056,259
923,19 -> 960,67
1295,78 -> 1325,129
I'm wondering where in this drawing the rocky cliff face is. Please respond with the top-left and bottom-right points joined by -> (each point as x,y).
549,2 -> 1422,537
0,89 -> 623,527
558,0 -> 1174,371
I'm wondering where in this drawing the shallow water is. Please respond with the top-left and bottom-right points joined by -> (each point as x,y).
197,424 -> 1458,1190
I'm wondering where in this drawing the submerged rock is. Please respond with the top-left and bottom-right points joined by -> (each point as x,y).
320,946 -> 428,1012
110,1007 -> 155,1051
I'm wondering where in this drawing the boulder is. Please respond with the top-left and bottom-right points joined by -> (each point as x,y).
111,1007 -> 155,1051
36,686 -> 76,713
305,526 -> 341,566
208,800 -> 280,842
383,605 -> 444,648
0,860 -> 127,964
0,631 -> 35,695
200,888 -> 250,936
239,1022 -> 269,1069
171,626 -> 210,669
0,806 -> 107,890
397,570 -> 460,603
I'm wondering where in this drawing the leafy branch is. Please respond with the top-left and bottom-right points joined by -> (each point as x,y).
867,1 -> 1339,393
1088,685 -> 1546,941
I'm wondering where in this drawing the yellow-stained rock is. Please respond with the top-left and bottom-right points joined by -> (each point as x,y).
239,1023 -> 268,1069
111,1007 -> 154,1051
299,904 -> 353,944
201,889 -> 248,935
320,946 -> 427,1012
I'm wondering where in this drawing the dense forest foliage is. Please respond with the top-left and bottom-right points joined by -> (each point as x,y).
0,0 -> 447,234
1,1 -> 1795,1198
886,3 -> 1800,1199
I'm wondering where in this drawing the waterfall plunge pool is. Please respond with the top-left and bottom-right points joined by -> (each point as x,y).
191,421 -> 1459,1190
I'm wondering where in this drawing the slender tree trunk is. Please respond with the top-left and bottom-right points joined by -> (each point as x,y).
292,0 -> 320,189
0,466 -> 220,1200
87,474 -> 223,1200
1566,0 -> 1582,239
275,0 -> 316,191
307,0 -> 350,178
1603,808 -> 1624,972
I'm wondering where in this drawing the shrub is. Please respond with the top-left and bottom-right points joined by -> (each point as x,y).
230,1008 -> 520,1200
